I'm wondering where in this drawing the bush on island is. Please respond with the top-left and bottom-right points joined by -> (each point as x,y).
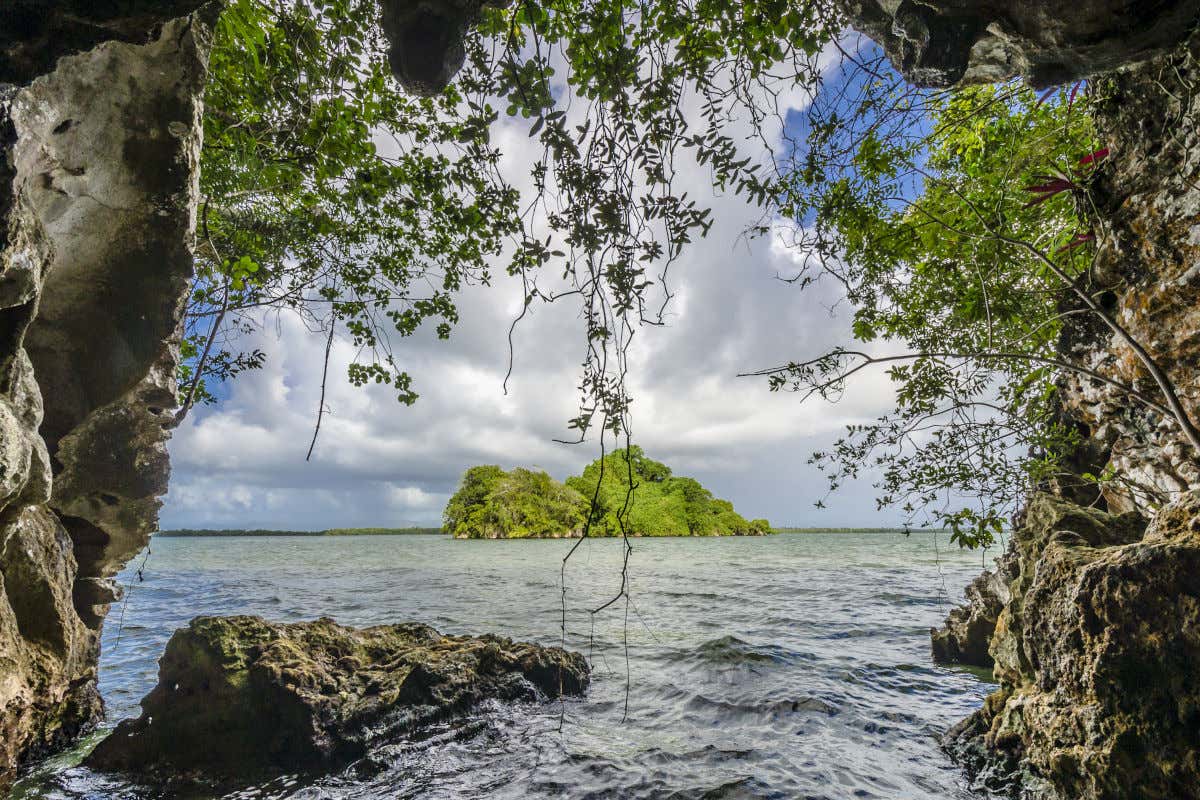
444,448 -> 770,538
442,465 -> 589,539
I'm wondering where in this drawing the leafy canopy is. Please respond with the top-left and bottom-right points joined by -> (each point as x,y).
443,449 -> 770,538
184,0 -> 519,409
184,0 -> 839,435
763,81 -> 1101,545
190,2 -> 1140,547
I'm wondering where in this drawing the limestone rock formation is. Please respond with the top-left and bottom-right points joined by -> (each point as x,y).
86,615 -> 590,782
943,493 -> 1200,800
0,4 -> 216,785
836,1 -> 1200,87
930,547 -> 1015,668
379,0 -> 511,95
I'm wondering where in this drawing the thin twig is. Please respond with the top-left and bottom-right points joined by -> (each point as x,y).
306,317 -> 336,461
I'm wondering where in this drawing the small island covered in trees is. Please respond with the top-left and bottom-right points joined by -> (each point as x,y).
443,447 -> 771,539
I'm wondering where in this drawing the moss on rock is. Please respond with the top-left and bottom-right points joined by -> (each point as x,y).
945,492 -> 1200,800
85,615 -> 589,784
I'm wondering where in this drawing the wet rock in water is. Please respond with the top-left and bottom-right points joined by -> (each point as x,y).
86,616 -> 589,782
943,492 -> 1200,799
930,548 -> 1014,668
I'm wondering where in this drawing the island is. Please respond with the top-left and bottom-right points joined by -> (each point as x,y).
443,447 -> 771,538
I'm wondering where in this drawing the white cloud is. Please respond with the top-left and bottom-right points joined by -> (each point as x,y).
161,41 -> 902,531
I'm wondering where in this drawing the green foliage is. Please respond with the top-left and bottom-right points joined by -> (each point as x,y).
184,0 -> 841,443
443,466 -> 590,538
185,0 -> 520,408
769,82 -> 1102,547
187,4 -> 1118,546
565,447 -> 769,536
444,449 -> 769,538
773,527 -> 913,534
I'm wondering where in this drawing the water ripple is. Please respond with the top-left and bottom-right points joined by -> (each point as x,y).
9,532 -> 1001,800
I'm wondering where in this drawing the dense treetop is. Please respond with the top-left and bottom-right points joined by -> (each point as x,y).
443,465 -> 590,539
443,449 -> 770,538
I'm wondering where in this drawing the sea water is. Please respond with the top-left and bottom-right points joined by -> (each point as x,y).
11,532 -> 1002,799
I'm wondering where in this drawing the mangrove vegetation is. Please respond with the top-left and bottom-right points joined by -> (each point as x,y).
443,448 -> 771,538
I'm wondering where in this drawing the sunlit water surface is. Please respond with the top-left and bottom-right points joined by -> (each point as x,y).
12,532 -> 1002,800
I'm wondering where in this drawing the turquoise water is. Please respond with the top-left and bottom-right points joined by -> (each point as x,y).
14,532 -> 1000,799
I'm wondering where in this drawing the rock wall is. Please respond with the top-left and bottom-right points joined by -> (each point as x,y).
847,5 -> 1200,798
1067,33 -> 1200,512
0,4 -> 212,785
838,1 -> 1200,87
944,493 -> 1200,800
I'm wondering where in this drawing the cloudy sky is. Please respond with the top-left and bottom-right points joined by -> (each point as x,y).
161,42 -> 905,531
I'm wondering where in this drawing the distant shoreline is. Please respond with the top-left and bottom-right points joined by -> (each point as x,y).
156,528 -> 444,537
156,526 -> 928,538
773,527 -> 918,534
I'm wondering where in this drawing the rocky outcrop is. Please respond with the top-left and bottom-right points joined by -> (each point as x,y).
380,0 -> 511,95
930,546 -> 1015,668
0,4 -> 215,785
942,493 -> 1200,800
1062,32 -> 1200,513
836,1 -> 1200,87
86,615 -> 589,782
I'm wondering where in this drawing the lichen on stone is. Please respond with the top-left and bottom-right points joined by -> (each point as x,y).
943,492 -> 1200,800
85,615 -> 590,784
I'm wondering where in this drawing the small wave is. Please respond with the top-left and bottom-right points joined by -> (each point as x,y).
689,636 -> 802,667
654,591 -> 725,601
683,693 -> 840,719
663,775 -> 789,799
637,744 -> 757,766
